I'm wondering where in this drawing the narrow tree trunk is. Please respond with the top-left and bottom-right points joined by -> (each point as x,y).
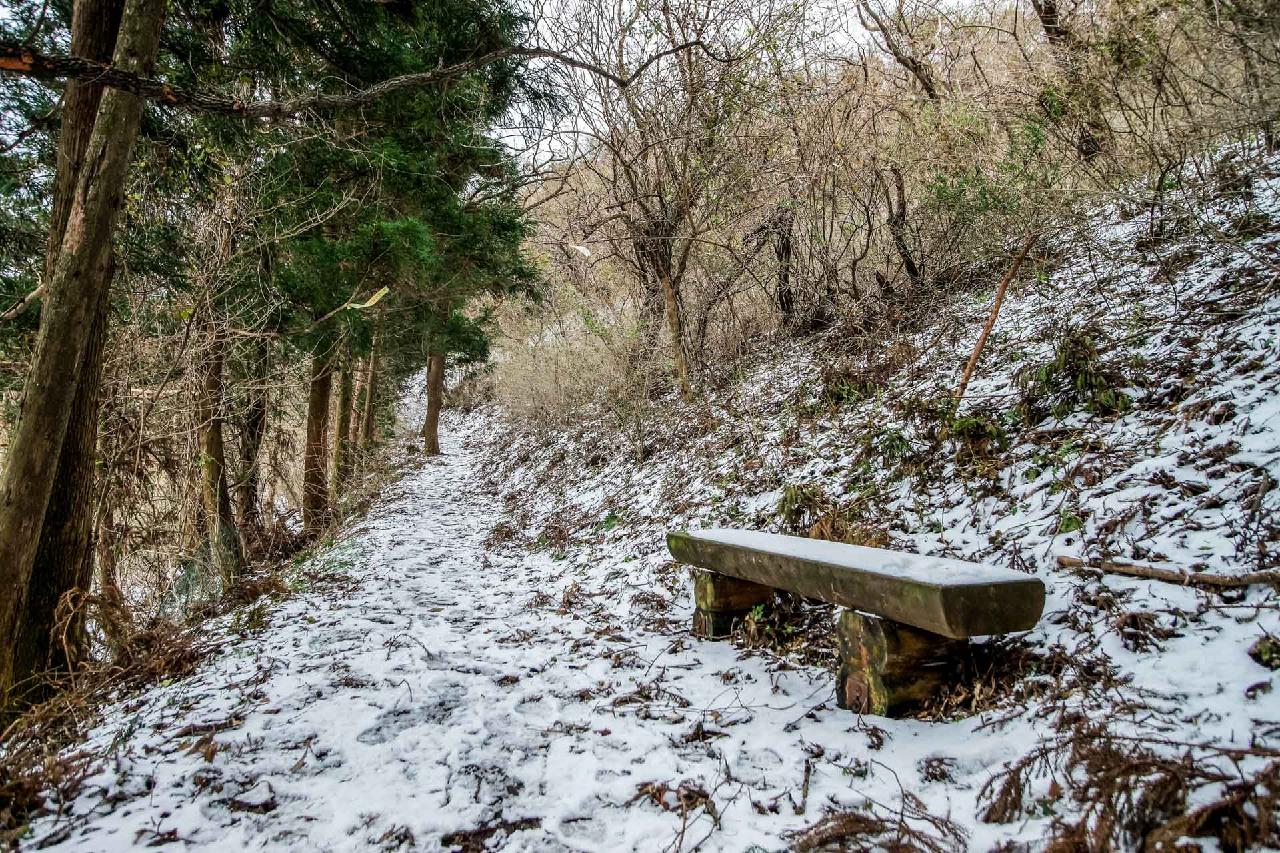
357,335 -> 379,451
420,353 -> 445,456
953,233 -> 1038,404
886,165 -> 924,289
658,271 -> 693,400
236,340 -> 269,540
196,319 -> 245,587
237,257 -> 272,540
8,0 -> 126,704
303,343 -> 336,537
95,504 -> 130,653
0,0 -> 165,705
775,208 -> 795,323
330,348 -> 355,497
349,358 -> 366,445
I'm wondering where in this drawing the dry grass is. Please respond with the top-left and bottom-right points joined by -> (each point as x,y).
789,790 -> 967,852
980,720 -> 1280,851
0,617 -> 220,844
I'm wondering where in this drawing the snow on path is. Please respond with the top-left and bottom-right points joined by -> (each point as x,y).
28,419 -> 1045,852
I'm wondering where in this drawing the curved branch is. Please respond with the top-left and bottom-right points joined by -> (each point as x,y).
0,39 -> 721,119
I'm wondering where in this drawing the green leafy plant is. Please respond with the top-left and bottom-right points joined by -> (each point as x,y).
1057,510 -> 1085,535
1016,326 -> 1132,424
872,427 -> 913,465
940,412 -> 1009,463
1250,635 -> 1280,671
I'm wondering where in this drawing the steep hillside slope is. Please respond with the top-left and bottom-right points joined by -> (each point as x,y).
473,152 -> 1280,848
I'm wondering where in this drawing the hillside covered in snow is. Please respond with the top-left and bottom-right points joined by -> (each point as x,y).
10,152 -> 1279,852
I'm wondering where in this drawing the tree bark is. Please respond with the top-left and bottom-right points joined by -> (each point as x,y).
658,269 -> 693,400
886,165 -> 924,290
420,353 -> 445,456
0,0 -> 165,706
8,0 -> 126,705
95,503 -> 130,653
775,207 -> 795,323
196,318 -> 245,587
633,223 -> 693,398
236,338 -> 269,541
12,280 -> 111,702
349,358 -> 366,445
357,334 -> 379,451
303,342 -> 336,537
330,347 -> 355,496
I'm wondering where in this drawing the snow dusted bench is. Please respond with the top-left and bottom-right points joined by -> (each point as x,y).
667,528 -> 1045,716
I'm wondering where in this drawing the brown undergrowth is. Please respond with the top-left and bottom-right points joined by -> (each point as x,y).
920,639 -> 1116,722
733,600 -> 1111,723
980,719 -> 1280,851
0,618 -> 218,847
737,593 -> 839,669
789,789 -> 967,852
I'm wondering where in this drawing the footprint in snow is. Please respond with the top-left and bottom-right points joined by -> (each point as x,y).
355,688 -> 465,744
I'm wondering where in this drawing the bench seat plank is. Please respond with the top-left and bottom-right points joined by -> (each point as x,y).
668,528 -> 1044,639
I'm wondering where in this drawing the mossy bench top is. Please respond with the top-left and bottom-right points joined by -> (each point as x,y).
668,528 -> 1045,639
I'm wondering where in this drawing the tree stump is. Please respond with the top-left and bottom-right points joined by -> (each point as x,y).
835,610 -> 964,716
692,570 -> 774,639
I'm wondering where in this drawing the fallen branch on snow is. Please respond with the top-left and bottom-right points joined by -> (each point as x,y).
1056,555 -> 1280,589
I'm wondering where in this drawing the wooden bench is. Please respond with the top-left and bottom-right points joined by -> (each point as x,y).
667,528 -> 1045,716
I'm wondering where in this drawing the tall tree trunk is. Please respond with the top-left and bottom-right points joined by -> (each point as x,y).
349,358 -> 366,445
303,343 -> 336,537
0,0 -> 165,706
886,165 -> 924,289
775,207 -> 795,323
330,347 -> 355,497
12,280 -> 111,702
196,318 -> 245,587
658,270 -> 693,400
357,334 -> 379,451
420,353 -> 445,456
9,0 -> 126,705
236,338 -> 269,541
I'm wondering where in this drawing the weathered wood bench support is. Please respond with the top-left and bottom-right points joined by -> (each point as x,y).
668,528 -> 1045,717
692,571 -> 774,638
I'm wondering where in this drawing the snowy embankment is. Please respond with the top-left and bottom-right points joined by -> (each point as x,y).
19,153 -> 1280,852
469,154 -> 1280,848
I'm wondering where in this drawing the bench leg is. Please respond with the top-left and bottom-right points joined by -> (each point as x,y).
691,571 -> 774,639
835,610 -> 964,716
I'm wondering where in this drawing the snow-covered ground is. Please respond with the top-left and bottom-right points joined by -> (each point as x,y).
463,151 -> 1280,848
28,418 -> 1033,852
19,151 -> 1280,851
